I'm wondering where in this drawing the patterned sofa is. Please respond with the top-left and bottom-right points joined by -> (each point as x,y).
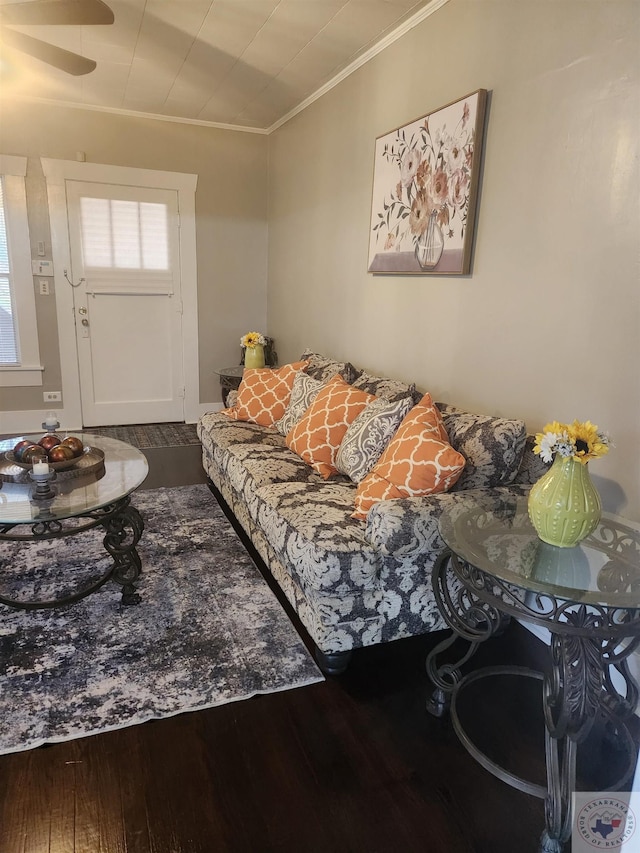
197,351 -> 545,674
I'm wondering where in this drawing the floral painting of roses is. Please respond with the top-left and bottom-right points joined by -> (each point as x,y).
367,89 -> 487,275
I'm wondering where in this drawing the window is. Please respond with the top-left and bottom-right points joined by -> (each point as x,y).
0,181 -> 18,363
71,186 -> 175,296
79,198 -> 169,270
0,155 -> 42,386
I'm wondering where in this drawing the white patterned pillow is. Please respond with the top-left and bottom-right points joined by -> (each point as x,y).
275,372 -> 325,436
335,396 -> 414,483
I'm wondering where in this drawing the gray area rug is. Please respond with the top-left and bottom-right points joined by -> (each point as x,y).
0,484 -> 323,755
88,422 -> 200,448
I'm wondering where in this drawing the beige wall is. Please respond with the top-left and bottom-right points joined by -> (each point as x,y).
0,101 -> 268,412
267,0 -> 640,521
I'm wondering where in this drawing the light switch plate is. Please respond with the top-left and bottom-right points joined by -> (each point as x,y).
32,259 -> 53,276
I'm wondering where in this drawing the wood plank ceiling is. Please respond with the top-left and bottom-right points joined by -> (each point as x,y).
0,0 -> 445,131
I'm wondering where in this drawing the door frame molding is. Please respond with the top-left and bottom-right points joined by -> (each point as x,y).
42,158 -> 199,428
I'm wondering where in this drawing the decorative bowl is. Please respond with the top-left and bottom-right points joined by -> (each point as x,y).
4,446 -> 89,472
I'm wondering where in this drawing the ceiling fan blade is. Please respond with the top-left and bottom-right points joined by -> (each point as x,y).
0,28 -> 96,74
0,0 -> 113,27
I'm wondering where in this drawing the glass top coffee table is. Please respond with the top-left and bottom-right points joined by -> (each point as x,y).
0,433 -> 148,609
426,494 -> 640,853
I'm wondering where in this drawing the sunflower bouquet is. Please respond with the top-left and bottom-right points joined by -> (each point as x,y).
240,331 -> 266,349
533,420 -> 611,465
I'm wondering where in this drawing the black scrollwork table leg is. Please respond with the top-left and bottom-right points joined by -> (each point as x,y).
426,548 -> 509,716
101,496 -> 144,605
0,495 -> 145,609
426,547 -> 640,853
540,616 -> 640,852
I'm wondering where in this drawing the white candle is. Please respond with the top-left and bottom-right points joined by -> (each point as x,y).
33,460 -> 50,475
44,414 -> 58,429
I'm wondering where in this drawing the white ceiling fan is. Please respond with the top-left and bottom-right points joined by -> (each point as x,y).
0,0 -> 114,76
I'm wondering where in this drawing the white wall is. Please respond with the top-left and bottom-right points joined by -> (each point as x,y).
267,0 -> 640,521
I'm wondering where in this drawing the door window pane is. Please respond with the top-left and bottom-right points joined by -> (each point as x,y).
80,197 -> 169,271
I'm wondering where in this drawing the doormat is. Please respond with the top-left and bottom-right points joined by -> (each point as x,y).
87,422 -> 200,448
0,484 -> 323,755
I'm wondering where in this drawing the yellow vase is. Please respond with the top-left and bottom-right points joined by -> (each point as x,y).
527,454 -> 601,548
244,344 -> 265,369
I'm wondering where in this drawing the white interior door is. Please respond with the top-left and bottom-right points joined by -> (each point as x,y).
66,181 -> 185,427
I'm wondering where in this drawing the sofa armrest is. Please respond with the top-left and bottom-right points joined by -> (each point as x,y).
365,486 -> 530,558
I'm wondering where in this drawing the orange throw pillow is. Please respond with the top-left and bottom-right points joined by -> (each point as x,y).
224,361 -> 308,427
352,392 -> 466,520
286,375 -> 376,478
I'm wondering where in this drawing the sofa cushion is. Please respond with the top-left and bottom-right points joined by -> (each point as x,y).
252,481 -> 381,594
299,349 -> 360,384
286,375 -> 376,478
351,370 -> 420,404
274,372 -> 325,437
198,412 -> 287,455
224,443 -> 328,494
352,393 -> 466,520
436,404 -> 527,489
335,396 -> 414,484
224,361 -> 308,427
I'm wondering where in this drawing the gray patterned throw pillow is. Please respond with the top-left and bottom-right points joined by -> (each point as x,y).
299,349 -> 360,384
351,370 -> 421,404
436,404 -> 527,490
335,396 -> 414,483
275,372 -> 325,436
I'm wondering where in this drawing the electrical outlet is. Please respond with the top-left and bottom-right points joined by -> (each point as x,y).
43,391 -> 62,402
39,279 -> 50,295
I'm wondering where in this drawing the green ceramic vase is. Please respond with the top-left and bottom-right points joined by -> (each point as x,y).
244,344 -> 265,369
527,454 -> 601,548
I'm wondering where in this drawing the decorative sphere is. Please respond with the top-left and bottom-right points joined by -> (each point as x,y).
61,436 -> 84,457
22,445 -> 47,463
38,434 -> 61,452
13,439 -> 32,456
48,444 -> 75,462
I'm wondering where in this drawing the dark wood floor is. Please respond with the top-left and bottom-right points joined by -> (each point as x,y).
0,444 -> 630,852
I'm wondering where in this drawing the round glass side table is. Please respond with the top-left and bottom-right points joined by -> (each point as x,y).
426,494 -> 640,853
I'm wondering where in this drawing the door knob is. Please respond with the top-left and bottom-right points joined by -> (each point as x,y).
81,318 -> 89,326
78,306 -> 87,315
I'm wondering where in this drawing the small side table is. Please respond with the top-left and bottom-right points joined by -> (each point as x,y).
214,364 -> 277,405
214,366 -> 245,406
426,495 -> 640,853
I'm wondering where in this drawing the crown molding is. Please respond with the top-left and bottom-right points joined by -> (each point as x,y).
9,96 -> 269,134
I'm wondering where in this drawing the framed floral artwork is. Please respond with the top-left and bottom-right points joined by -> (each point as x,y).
367,89 -> 487,275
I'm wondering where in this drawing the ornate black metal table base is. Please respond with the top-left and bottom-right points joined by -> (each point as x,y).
0,496 -> 144,609
426,548 -> 640,853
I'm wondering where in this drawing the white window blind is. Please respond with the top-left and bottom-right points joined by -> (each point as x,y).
0,178 -> 19,364
80,197 -> 169,271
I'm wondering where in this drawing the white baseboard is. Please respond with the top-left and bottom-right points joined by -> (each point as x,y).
2,404 -> 223,435
0,409 -> 81,435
